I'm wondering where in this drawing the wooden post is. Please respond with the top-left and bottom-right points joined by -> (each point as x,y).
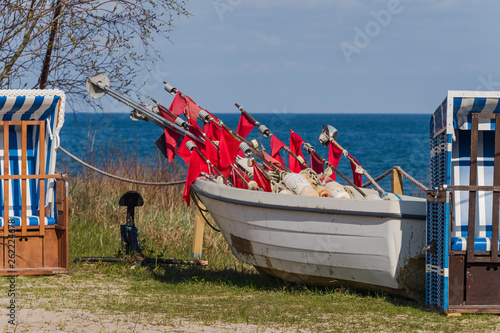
391,169 -> 403,195
191,202 -> 206,259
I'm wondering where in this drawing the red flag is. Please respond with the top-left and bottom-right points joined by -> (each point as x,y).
348,154 -> 363,187
184,96 -> 203,120
310,153 -> 325,174
270,135 -> 286,166
253,163 -> 272,192
289,131 -> 307,173
262,151 -> 283,171
232,169 -> 249,189
327,141 -> 343,181
188,118 -> 204,137
163,129 -> 180,162
328,142 -> 343,168
201,121 -> 231,177
219,127 -> 240,170
205,139 -> 221,171
157,105 -> 181,162
183,151 -> 209,205
169,91 -> 187,116
236,113 -> 255,138
176,136 -> 192,164
204,121 -> 220,141
176,125 -> 205,164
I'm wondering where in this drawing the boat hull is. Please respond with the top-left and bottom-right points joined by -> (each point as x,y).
192,179 -> 427,299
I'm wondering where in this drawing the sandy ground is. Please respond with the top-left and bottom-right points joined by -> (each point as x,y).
0,308 -> 293,333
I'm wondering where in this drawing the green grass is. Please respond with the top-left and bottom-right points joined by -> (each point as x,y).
3,146 -> 500,331
4,265 -> 500,332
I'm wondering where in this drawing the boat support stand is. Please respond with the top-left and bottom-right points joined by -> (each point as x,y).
74,191 -> 208,267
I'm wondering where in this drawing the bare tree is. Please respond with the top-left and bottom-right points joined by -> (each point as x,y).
0,0 -> 189,108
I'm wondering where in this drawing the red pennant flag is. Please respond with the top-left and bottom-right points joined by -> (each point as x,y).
157,105 -> 181,162
289,131 -> 307,173
310,153 -> 325,174
163,128 -> 180,162
187,118 -> 204,137
205,140 -> 220,171
169,91 -> 187,116
231,169 -> 249,189
348,154 -> 363,187
253,163 -> 272,192
262,151 -> 283,171
327,141 -> 343,181
183,151 -> 209,205
219,164 -> 232,179
184,96 -> 203,120
204,121 -> 220,141
328,142 -> 343,168
270,135 -> 286,166
176,125 -> 205,164
176,136 -> 192,164
236,113 -> 255,138
219,127 -> 240,170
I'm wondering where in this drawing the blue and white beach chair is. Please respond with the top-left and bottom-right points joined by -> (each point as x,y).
0,89 -> 68,275
427,90 -> 500,313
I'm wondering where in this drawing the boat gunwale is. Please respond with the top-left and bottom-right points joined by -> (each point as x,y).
191,180 -> 426,221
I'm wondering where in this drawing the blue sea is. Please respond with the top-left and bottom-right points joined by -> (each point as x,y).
59,112 -> 431,196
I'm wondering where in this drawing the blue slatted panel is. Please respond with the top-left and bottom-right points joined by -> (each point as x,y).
426,127 -> 449,309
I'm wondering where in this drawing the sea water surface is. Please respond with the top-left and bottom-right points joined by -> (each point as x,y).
59,112 -> 431,196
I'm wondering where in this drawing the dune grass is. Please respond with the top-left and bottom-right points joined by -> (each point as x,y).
3,143 -> 500,331
64,142 -> 235,267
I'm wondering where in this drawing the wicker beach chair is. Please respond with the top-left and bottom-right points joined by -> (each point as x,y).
427,90 -> 500,314
0,89 -> 68,275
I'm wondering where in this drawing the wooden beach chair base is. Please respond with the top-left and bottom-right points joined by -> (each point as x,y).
0,176 -> 69,276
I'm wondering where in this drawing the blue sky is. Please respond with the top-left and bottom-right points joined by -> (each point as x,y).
122,0 -> 500,115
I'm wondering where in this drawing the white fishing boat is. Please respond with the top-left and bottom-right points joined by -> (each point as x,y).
192,177 -> 426,299
84,73 -> 427,299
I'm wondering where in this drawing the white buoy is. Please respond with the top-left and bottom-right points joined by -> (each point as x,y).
283,173 -> 319,197
325,181 -> 351,199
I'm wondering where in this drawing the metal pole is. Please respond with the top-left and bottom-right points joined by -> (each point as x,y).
86,75 -> 204,144
329,139 -> 385,195
303,144 -> 366,197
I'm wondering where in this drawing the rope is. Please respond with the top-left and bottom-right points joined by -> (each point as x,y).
361,166 -> 428,192
58,146 -> 185,186
191,192 -> 220,232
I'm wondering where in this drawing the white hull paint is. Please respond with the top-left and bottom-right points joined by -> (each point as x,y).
192,179 -> 427,298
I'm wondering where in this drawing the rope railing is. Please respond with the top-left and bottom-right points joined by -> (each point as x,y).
361,166 -> 429,192
58,146 -> 185,186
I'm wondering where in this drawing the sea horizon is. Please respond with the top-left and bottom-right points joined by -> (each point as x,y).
59,112 -> 431,196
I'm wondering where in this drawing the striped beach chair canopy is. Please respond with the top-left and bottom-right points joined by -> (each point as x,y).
0,89 -> 66,227
430,91 -> 500,138
0,89 -> 65,173
0,89 -> 65,135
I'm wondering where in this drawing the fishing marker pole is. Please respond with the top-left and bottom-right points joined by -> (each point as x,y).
235,103 -> 309,170
85,73 -> 203,144
185,140 -> 232,186
162,82 -> 286,173
318,125 -> 385,195
302,142 -> 367,197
